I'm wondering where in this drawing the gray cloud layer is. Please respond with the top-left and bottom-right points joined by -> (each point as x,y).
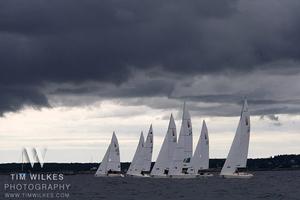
1,0 -> 300,116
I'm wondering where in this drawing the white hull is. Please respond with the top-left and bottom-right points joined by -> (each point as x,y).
220,173 -> 253,179
126,174 -> 150,178
195,173 -> 214,178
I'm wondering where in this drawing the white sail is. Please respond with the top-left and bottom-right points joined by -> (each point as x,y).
127,132 -> 144,176
169,102 -> 193,176
180,102 -> 193,168
142,125 -> 153,172
95,132 -> 121,176
151,114 -> 177,176
95,144 -> 110,175
188,120 -> 209,174
168,143 -> 185,175
220,100 -> 250,176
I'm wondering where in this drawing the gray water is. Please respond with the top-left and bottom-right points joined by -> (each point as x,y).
1,170 -> 299,200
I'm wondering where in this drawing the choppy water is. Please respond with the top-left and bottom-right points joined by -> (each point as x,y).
1,170 -> 299,200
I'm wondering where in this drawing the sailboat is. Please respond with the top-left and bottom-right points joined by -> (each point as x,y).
95,132 -> 122,177
168,102 -> 193,178
188,120 -> 213,177
141,125 -> 154,176
127,125 -> 153,177
220,99 -> 253,179
126,132 -> 145,177
151,114 -> 177,178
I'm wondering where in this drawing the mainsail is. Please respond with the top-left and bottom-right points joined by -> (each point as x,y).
188,120 -> 209,174
142,125 -> 154,172
220,100 -> 250,175
168,142 -> 185,175
127,132 -> 144,175
95,132 -> 121,176
169,102 -> 193,175
151,114 -> 177,176
180,102 -> 193,168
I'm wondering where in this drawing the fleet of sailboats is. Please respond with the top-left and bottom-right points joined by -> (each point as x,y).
95,99 -> 252,179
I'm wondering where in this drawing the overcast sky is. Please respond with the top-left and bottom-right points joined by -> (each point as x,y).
0,0 -> 300,163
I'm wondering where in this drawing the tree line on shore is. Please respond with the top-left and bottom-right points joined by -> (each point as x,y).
0,154 -> 299,174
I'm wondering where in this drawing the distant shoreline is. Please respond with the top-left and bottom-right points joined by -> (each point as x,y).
1,154 -> 299,174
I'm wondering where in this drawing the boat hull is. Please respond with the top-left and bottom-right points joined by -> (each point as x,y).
126,174 -> 150,178
95,173 -> 124,177
168,174 -> 198,179
195,173 -> 214,178
168,173 -> 214,179
220,173 -> 253,179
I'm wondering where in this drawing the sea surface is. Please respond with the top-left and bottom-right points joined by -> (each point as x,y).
0,170 -> 299,200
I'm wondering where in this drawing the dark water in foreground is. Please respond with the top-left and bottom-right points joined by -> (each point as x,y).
1,170 -> 299,200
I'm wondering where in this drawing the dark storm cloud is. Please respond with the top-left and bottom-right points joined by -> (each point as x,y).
1,0 -> 300,115
0,86 -> 50,116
